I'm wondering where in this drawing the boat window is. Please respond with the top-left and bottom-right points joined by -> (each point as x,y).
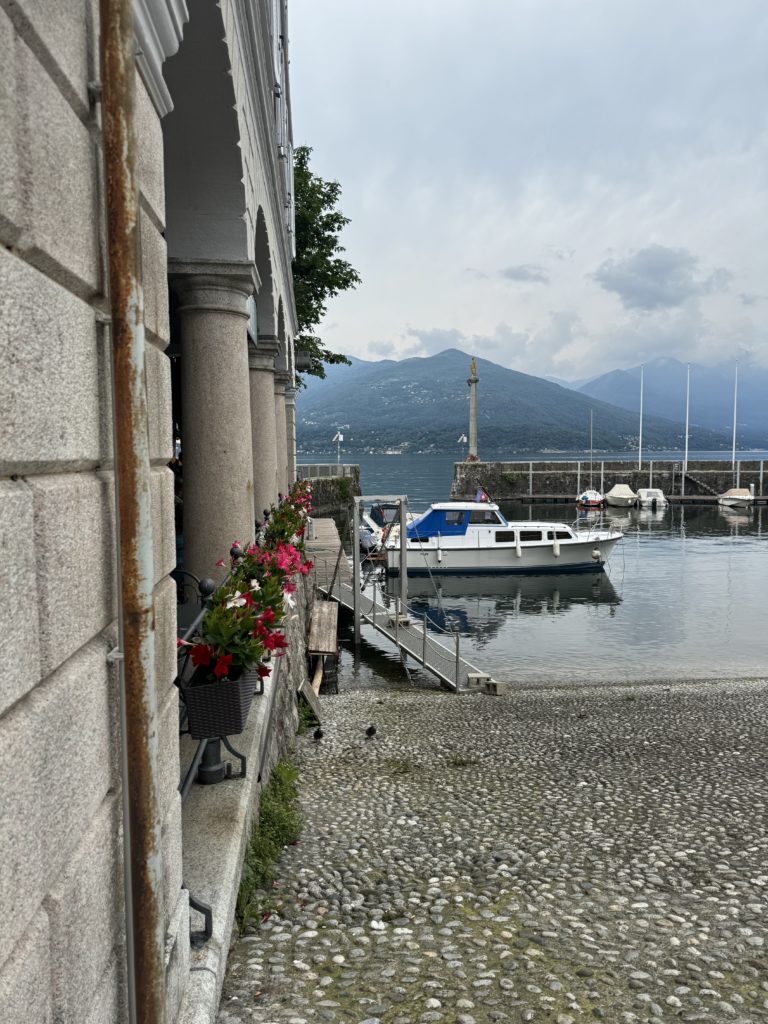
547,530 -> 572,540
444,510 -> 465,525
494,531 -> 517,543
469,510 -> 503,525
519,530 -> 543,542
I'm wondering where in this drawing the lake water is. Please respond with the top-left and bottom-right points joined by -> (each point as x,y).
298,454 -> 768,686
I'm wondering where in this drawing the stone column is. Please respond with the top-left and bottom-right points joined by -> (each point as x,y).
284,386 -> 298,486
249,335 -> 279,521
274,369 -> 290,496
467,359 -> 479,458
171,260 -> 256,581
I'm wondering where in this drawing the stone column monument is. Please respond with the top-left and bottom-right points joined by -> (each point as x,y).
467,356 -> 479,458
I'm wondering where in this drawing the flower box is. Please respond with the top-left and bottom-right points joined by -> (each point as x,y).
183,667 -> 260,740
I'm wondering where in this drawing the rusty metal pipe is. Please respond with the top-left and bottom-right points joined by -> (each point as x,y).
100,1 -> 166,1021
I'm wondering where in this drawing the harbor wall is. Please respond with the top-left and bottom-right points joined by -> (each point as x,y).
453,460 -> 767,500
300,465 -> 361,516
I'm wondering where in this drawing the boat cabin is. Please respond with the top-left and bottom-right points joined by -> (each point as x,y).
405,503 -> 577,545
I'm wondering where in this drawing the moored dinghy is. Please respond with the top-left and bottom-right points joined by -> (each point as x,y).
576,488 -> 604,509
605,483 -> 638,508
717,487 -> 754,509
637,487 -> 668,509
384,500 -> 622,576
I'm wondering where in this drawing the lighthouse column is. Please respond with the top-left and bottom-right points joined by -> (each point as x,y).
467,357 -> 479,458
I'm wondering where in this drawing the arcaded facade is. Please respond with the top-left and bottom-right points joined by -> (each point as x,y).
0,0 -> 298,1019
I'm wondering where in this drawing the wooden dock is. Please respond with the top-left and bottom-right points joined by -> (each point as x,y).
305,518 -> 495,693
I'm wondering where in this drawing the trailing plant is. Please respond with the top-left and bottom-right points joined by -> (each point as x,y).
236,759 -> 302,931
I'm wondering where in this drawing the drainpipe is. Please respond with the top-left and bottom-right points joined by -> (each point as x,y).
100,1 -> 166,1022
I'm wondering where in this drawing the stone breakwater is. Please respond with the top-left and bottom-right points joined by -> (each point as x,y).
218,681 -> 768,1024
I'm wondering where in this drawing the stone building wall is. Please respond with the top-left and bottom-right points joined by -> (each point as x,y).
0,1 -> 302,1021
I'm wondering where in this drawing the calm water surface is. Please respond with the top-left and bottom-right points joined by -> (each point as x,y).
299,454 -> 768,685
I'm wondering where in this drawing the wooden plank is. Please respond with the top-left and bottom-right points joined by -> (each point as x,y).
298,679 -> 322,722
308,601 -> 338,655
311,656 -> 324,695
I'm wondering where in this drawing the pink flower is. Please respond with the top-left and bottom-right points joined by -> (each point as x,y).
215,558 -> 226,568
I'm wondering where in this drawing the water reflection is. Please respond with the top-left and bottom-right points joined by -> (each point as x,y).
385,572 -> 621,647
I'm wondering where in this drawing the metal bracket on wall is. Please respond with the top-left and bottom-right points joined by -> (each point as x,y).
188,890 -> 213,947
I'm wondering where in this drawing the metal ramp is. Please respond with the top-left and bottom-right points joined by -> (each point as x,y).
306,517 -> 494,693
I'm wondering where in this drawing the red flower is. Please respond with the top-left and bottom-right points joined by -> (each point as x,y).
262,631 -> 288,652
215,558 -> 226,568
213,653 -> 234,679
191,644 -> 213,667
282,580 -> 297,594
256,664 -> 271,678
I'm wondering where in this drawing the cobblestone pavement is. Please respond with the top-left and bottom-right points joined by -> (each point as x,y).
218,679 -> 768,1024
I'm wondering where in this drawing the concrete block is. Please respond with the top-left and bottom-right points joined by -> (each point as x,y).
18,42 -> 99,294
155,573 -> 179,705
0,637 -> 113,969
146,340 -> 174,463
152,465 -> 177,581
45,795 -> 122,1024
0,11 -> 21,244
0,911 -> 52,1024
484,679 -> 511,696
0,246 -> 101,474
14,0 -> 93,111
136,75 -> 166,226
83,954 -> 126,1024
157,686 -> 182,819
162,797 -> 184,929
165,892 -> 190,1024
466,672 -> 491,691
29,472 -> 115,677
0,480 -> 41,715
141,211 -> 170,345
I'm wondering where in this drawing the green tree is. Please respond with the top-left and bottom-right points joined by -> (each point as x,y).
292,145 -> 361,381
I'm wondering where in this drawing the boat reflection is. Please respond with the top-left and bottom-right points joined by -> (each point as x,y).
384,572 -> 621,644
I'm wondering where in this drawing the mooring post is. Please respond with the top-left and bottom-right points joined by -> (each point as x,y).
576,462 -> 581,496
760,460 -> 764,497
600,462 -> 604,494
399,496 -> 408,614
352,497 -> 361,647
454,630 -> 460,689
649,460 -> 653,487
736,461 -> 741,488
529,461 -> 533,496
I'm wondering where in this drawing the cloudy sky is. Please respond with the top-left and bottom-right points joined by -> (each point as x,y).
289,0 -> 768,380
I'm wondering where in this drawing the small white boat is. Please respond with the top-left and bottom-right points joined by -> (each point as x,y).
637,487 -> 668,509
576,489 -> 604,509
605,483 -> 637,508
717,487 -> 754,509
384,501 -> 622,576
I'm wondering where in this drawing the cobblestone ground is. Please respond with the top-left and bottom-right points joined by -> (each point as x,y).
218,679 -> 768,1024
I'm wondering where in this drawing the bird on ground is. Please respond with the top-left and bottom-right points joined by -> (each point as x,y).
313,727 -> 324,742
365,724 -> 377,740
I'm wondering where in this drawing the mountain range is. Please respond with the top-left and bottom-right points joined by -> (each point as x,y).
296,349 -> 748,454
576,357 -> 768,444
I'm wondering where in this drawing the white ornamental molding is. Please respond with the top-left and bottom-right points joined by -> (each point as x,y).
133,0 -> 189,116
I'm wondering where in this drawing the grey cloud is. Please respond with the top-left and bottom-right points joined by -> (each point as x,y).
739,292 -> 764,306
405,326 -> 465,355
500,264 -> 550,284
368,339 -> 399,357
593,245 -> 731,311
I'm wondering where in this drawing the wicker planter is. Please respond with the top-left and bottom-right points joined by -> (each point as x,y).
183,667 -> 259,740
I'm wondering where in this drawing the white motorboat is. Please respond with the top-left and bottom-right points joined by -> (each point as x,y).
576,488 -> 604,509
637,487 -> 668,509
717,487 -> 754,509
605,483 -> 637,508
384,500 -> 622,576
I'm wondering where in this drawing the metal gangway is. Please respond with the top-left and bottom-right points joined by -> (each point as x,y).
306,499 -> 494,692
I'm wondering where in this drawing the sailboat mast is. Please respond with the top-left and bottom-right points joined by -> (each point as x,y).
638,364 -> 644,470
589,409 -> 593,488
683,363 -> 690,474
731,362 -> 738,473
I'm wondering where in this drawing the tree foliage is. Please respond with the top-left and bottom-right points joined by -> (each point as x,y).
292,145 -> 361,381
